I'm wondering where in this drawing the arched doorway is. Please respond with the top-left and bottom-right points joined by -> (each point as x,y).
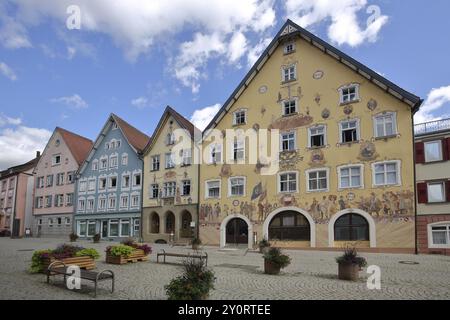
150,212 -> 160,234
334,213 -> 369,242
268,210 -> 311,241
165,212 -> 175,234
180,211 -> 193,238
220,214 -> 253,249
226,218 -> 248,245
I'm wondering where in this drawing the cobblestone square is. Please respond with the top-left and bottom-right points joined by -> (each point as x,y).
0,237 -> 449,300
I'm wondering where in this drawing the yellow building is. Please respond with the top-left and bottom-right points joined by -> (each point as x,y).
199,20 -> 423,253
142,107 -> 200,243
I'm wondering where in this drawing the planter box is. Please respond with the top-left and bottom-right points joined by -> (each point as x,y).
338,262 -> 360,281
264,259 -> 281,275
42,256 -> 96,272
106,249 -> 149,265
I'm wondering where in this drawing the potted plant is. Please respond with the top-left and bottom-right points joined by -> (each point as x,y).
165,257 -> 215,300
263,247 -> 291,275
336,246 -> 367,281
191,238 -> 202,250
105,241 -> 152,265
93,233 -> 101,243
69,233 -> 78,242
258,239 -> 271,254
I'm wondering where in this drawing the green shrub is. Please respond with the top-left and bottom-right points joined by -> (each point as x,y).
106,245 -> 134,257
259,239 -> 270,249
263,247 -> 291,269
165,258 -> 215,300
336,246 -> 367,268
29,250 -> 52,274
76,248 -> 100,260
191,238 -> 202,245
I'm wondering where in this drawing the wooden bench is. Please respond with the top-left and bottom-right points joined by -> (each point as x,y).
157,249 -> 208,266
46,261 -> 114,298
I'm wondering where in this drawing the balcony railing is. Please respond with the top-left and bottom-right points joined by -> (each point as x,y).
415,118 -> 450,135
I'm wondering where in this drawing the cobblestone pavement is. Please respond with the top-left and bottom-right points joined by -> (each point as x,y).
0,237 -> 449,300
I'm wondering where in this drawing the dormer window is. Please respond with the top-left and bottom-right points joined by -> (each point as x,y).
284,42 -> 295,55
233,110 -> 247,126
339,84 -> 360,104
282,65 -> 296,82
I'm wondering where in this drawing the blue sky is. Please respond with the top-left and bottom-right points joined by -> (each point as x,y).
0,0 -> 449,169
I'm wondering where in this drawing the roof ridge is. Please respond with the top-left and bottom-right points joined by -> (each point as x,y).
56,126 -> 93,143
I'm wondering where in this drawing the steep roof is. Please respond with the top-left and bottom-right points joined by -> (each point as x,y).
112,114 -> 151,153
0,155 -> 40,179
143,106 -> 201,155
56,127 -> 93,166
204,19 -> 423,133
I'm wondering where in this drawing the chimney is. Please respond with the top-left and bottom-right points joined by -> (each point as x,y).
36,151 -> 41,158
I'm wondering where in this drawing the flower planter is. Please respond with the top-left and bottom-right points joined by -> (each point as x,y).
192,244 -> 199,250
264,259 -> 281,275
259,247 -> 269,254
338,261 -> 360,281
106,249 -> 149,265
42,255 -> 96,272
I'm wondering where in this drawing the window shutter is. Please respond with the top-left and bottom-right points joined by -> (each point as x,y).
415,142 -> 425,164
417,182 -> 428,204
446,181 -> 450,203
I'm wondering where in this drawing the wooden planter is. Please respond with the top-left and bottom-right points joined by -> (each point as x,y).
338,262 -> 360,281
264,259 -> 281,275
106,249 -> 149,265
42,256 -> 96,272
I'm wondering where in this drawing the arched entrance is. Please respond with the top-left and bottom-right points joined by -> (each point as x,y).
180,211 -> 193,238
328,209 -> 376,248
165,212 -> 175,234
150,212 -> 160,234
220,214 -> 253,249
263,207 -> 316,247
226,218 -> 248,245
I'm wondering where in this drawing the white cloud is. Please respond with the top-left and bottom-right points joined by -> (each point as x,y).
131,97 -> 149,109
228,32 -> 248,65
0,12 -> 32,49
286,0 -> 388,47
190,103 -> 222,131
414,86 -> 450,124
247,37 -> 272,67
0,116 -> 51,170
0,62 -> 17,81
51,94 -> 89,110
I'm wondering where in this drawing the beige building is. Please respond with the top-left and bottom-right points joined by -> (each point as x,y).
415,119 -> 450,255
142,107 -> 200,243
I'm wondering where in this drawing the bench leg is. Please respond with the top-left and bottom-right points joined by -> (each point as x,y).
111,278 -> 115,293
46,272 -> 50,284
94,281 -> 97,298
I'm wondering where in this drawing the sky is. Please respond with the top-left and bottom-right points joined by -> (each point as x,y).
0,0 -> 450,170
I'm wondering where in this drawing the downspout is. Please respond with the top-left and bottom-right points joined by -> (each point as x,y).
139,152 -> 144,242
412,102 -> 422,255
11,173 -> 19,238
196,137 -> 201,240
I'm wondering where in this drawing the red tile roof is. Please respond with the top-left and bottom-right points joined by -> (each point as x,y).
111,114 -> 150,153
56,127 -> 94,166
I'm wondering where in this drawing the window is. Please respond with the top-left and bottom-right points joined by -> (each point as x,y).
120,219 -> 130,237
52,154 -> 61,166
77,221 -> 87,237
87,221 -> 96,237
151,155 -> 160,171
105,143 -> 110,150
373,161 -> 400,186
282,65 -> 296,82
339,84 -> 359,104
281,132 -> 296,152
78,199 -> 86,212
88,179 -> 96,192
340,120 -> 359,143
36,197 -> 44,209
163,182 -> 176,198
108,197 -> 116,210
100,158 -> 108,170
374,113 -> 397,138
339,166 -> 362,189
37,219 -> 42,226
99,178 -> 107,190
309,126 -> 326,148
109,220 -> 119,237
98,197 -> 107,210
116,140 -> 121,148
233,110 -> 246,125
150,184 -> 159,199
109,176 -> 117,189
206,180 -> 221,199
167,133 -> 175,146
122,175 -> 130,188
56,173 -> 65,186
133,174 -> 141,187
86,199 -> 94,211
283,99 -> 297,116
45,196 -> 52,208
92,160 -> 99,171
133,219 -> 140,235
229,177 -> 245,197
279,172 -> 298,193
335,213 -> 369,241
165,153 -> 175,169
131,195 -> 139,207
428,182 -> 445,203
79,181 -> 87,192
269,211 -> 310,241
210,144 -> 222,164
55,194 -> 64,207
429,224 -> 450,248
425,141 -> 443,162
66,193 -> 73,206
182,180 -> 191,196
121,154 -> 128,166
112,122 -> 118,130
181,149 -> 192,166
110,155 -> 118,168
284,42 -> 295,54
37,177 -> 44,188
66,172 -> 74,184
307,169 -> 328,192
46,175 -> 53,187
232,140 -> 245,161
120,195 -> 129,208
48,218 -> 54,227
65,217 -> 71,225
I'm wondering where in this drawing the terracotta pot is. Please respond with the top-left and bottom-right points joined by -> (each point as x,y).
338,262 -> 360,281
264,259 -> 281,275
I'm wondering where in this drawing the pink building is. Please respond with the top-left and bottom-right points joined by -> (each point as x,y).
0,154 -> 40,238
33,127 -> 93,237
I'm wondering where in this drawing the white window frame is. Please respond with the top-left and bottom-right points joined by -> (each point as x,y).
228,176 -> 246,197
100,157 -> 108,170
181,180 -> 191,196
427,182 -> 446,203
231,139 -> 245,161
372,160 -> 402,187
373,112 -> 397,138
98,196 -> 107,211
108,196 -> 117,210
428,222 -> 450,249
150,184 -> 159,199
151,155 -> 160,171
282,98 -> 298,116
308,125 -> 327,148
121,174 -> 130,189
284,42 -> 295,54
120,219 -> 131,237
109,176 -> 118,189
282,64 -> 297,82
337,164 -> 364,190
77,221 -> 87,237
162,181 -> 176,198
339,84 -> 360,104
133,173 -> 141,187
205,179 -> 221,199
181,149 -> 192,166
98,177 -> 107,191
280,131 -> 297,152
306,168 -> 330,193
233,109 -> 247,126
120,195 -> 129,209
165,153 -> 175,169
278,171 -> 298,194
424,140 -> 443,163
52,154 -> 62,166
86,198 -> 95,211
209,143 -> 223,164
77,198 -> 86,212
92,160 -> 99,171
109,154 -> 118,169
131,194 -> 140,208
121,154 -> 128,166
109,220 -> 119,237
339,118 -> 360,144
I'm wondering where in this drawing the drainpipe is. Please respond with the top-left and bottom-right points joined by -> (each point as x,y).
11,173 -> 19,238
412,109 -> 419,255
196,138 -> 201,240
139,152 -> 144,242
